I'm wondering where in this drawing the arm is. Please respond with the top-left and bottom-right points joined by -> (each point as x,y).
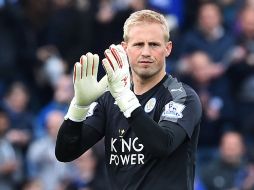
55,53 -> 107,162
128,107 -> 186,157
55,119 -> 103,162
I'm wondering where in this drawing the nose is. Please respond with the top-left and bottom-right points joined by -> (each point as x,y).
141,45 -> 151,57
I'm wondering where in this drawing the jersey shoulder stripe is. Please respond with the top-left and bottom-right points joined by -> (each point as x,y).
163,76 -> 187,104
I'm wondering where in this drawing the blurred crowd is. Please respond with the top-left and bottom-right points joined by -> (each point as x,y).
0,0 -> 254,189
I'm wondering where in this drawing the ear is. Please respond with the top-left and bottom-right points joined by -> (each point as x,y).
121,41 -> 127,52
165,41 -> 172,57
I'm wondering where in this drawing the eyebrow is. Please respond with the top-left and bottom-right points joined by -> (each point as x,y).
132,41 -> 161,45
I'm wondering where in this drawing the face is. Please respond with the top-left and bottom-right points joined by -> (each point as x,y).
190,52 -> 212,84
46,111 -> 64,139
8,85 -> 29,112
220,132 -> 245,164
241,8 -> 254,38
198,4 -> 221,32
54,75 -> 73,103
122,23 -> 172,80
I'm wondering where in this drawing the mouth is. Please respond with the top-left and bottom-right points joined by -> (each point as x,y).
138,60 -> 153,65
138,61 -> 153,69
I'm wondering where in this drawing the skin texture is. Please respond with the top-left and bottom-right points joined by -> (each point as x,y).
122,22 -> 172,95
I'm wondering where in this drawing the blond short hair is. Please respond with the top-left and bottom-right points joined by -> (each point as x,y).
123,9 -> 170,42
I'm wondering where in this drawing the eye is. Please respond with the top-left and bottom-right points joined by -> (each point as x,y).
133,42 -> 143,47
150,42 -> 159,47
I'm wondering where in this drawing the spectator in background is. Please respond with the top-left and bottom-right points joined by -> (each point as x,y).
13,0 -> 52,84
180,1 -> 235,63
45,0 -> 94,72
0,3 -> 19,90
27,110 -> 69,190
147,0 -> 184,30
217,0 -> 243,30
0,109 -> 19,190
1,82 -> 34,149
90,0 -> 117,63
66,148 -> 109,190
35,74 -> 73,139
0,0 -> 54,110
200,131 -> 247,190
177,51 -> 234,164
35,45 -> 67,90
0,81 -> 34,183
226,6 -> 254,136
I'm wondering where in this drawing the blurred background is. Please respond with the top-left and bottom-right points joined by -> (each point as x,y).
0,0 -> 254,189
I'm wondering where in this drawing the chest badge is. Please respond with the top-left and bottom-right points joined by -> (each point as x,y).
144,98 -> 156,113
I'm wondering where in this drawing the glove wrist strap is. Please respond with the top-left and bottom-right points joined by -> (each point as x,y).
116,90 -> 141,118
64,99 -> 90,122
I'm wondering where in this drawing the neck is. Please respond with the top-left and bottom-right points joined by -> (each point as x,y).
132,72 -> 166,95
205,26 -> 224,40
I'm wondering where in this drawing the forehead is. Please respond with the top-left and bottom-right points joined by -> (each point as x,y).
127,23 -> 165,42
200,4 -> 219,15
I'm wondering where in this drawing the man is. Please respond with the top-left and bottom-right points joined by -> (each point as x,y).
55,10 -> 202,190
181,1 -> 235,63
200,131 -> 247,190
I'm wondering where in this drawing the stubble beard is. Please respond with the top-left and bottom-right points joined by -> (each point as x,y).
132,66 -> 163,80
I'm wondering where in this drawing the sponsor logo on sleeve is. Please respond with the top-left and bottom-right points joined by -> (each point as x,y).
162,101 -> 185,119
170,87 -> 183,92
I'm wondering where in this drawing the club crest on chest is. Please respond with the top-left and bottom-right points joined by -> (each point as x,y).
144,98 -> 156,113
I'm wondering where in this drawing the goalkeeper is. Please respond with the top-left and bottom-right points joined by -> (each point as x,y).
55,10 -> 202,190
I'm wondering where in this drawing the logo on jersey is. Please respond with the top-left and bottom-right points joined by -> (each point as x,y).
144,98 -> 156,113
109,136 -> 145,166
162,101 -> 185,119
86,102 -> 98,118
119,129 -> 125,138
170,87 -> 183,92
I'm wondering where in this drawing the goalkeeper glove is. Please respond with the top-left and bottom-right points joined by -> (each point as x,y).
65,53 -> 107,122
102,44 -> 140,118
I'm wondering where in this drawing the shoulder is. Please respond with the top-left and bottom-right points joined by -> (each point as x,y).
163,76 -> 202,116
32,137 -> 50,148
163,76 -> 199,102
159,76 -> 202,137
28,137 -> 49,154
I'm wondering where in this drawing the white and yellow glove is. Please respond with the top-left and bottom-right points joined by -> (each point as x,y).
65,53 -> 107,122
103,44 -> 140,118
